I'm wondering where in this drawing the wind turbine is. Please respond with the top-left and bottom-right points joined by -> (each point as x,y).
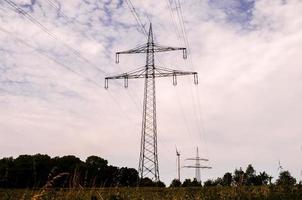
176,146 -> 181,181
277,160 -> 283,174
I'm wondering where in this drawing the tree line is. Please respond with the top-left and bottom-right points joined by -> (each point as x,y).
170,164 -> 299,187
0,155 -> 299,188
0,154 -> 164,188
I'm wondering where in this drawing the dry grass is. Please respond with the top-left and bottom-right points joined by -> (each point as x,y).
0,186 -> 302,200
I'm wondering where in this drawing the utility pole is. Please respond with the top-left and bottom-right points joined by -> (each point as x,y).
105,23 -> 198,181
176,147 -> 181,181
184,147 -> 211,182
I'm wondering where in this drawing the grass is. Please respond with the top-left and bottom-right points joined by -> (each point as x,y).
0,186 -> 302,200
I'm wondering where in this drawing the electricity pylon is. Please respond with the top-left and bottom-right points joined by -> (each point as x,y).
184,147 -> 211,182
105,23 -> 198,181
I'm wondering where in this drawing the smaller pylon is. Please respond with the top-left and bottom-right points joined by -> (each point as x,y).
184,147 -> 211,182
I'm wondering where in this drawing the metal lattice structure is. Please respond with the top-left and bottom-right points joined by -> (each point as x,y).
184,147 -> 211,182
105,24 -> 198,181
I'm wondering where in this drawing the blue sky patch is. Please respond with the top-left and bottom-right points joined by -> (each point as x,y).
209,0 -> 255,28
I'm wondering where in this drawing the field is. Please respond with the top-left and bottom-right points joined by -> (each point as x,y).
1,186 -> 302,200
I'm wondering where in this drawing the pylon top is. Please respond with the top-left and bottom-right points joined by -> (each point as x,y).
147,23 -> 153,44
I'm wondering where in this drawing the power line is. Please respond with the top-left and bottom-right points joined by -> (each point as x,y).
125,0 -> 148,37
0,27 -> 102,88
1,1 -> 147,139
3,0 -> 107,76
42,0 -> 143,111
4,0 -> 145,113
167,0 -> 209,155
166,0 -> 183,42
0,26 -> 141,130
44,0 -> 71,21
176,0 -> 190,51
125,0 -> 203,157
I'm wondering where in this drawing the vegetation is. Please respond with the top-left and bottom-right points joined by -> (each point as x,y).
0,154 -> 164,188
1,186 -> 302,200
203,164 -> 273,187
0,155 -> 301,199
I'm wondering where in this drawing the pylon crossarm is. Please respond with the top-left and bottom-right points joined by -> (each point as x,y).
155,67 -> 198,85
104,67 -> 147,88
115,44 -> 147,63
183,166 -> 212,169
186,158 -> 209,161
153,44 -> 187,59
116,44 -> 146,54
105,67 -> 198,88
115,44 -> 187,63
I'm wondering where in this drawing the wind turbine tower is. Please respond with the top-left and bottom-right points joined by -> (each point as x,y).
176,147 -> 181,181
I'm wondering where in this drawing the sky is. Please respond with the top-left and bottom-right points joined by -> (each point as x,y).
0,0 -> 302,184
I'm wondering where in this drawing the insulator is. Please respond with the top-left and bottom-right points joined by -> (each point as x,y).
173,73 -> 177,86
105,78 -> 109,89
116,53 -> 119,64
194,73 -> 198,85
183,49 -> 187,59
124,76 -> 128,88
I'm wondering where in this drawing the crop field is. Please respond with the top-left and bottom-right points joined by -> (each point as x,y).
1,186 -> 302,200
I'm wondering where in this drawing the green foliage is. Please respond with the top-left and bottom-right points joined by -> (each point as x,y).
233,167 -> 244,186
138,177 -> 165,187
169,179 -> 181,187
182,178 -> 201,187
117,167 -> 139,187
0,154 -> 140,188
276,171 -> 296,186
203,164 -> 275,188
203,179 -> 216,187
0,155 -> 299,192
222,172 -> 232,186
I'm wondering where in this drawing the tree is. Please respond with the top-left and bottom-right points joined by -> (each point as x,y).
0,157 -> 13,188
137,177 -> 165,187
182,179 -> 192,187
102,165 -> 119,187
53,155 -> 83,173
170,179 -> 181,187
203,179 -> 215,187
182,178 -> 201,187
276,171 -> 296,186
213,177 -> 223,186
222,172 -> 232,186
233,168 -> 244,186
190,178 -> 202,187
32,154 -> 51,187
11,155 -> 35,188
245,164 -> 256,186
138,177 -> 154,187
0,154 -> 141,188
155,180 -> 166,187
256,171 -> 270,186
86,156 -> 108,167
117,167 -> 139,187
85,156 -> 108,187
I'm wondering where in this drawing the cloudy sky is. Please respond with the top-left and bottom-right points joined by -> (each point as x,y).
0,0 -> 302,184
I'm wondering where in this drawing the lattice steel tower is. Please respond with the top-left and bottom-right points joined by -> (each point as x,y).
184,147 -> 211,182
105,24 -> 198,181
